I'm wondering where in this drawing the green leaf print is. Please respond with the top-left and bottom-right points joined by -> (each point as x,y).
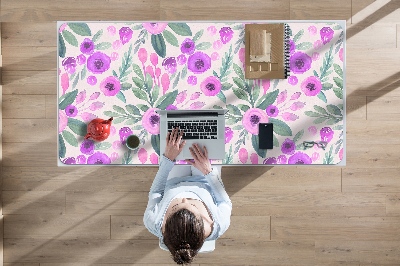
95,42 -> 112,50
59,89 -> 78,110
293,29 -> 304,43
192,29 -> 204,42
232,87 -> 249,102
333,77 -> 343,89
296,42 -> 312,50
333,63 -> 343,78
255,90 -> 279,110
59,134 -> 66,158
62,130 -> 78,147
151,34 -> 166,58
68,118 -> 87,136
68,23 -> 92,36
333,87 -> 343,99
62,30 -> 78,47
163,30 -> 179,47
268,118 -> 292,136
196,42 -> 212,50
156,90 -> 178,110
58,33 -> 66,58
151,134 -> 161,156
317,91 -> 327,103
92,29 -> 103,43
168,23 -> 192,36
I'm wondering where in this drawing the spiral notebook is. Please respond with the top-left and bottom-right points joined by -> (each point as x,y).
244,23 -> 290,79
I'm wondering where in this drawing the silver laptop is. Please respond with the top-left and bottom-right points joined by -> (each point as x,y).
156,109 -> 228,160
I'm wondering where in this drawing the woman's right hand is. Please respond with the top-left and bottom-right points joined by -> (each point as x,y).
185,143 -> 212,175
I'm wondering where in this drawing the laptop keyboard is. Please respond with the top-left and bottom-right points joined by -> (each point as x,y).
168,120 -> 218,139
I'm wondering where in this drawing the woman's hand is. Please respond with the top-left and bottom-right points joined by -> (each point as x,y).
164,127 -> 186,161
185,144 -> 212,175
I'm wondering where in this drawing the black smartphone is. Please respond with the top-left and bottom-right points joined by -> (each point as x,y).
258,123 -> 273,149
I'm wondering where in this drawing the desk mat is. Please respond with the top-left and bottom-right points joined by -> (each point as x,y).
58,21 -> 345,165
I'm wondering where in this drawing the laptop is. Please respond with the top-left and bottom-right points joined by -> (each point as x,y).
156,109 -> 228,160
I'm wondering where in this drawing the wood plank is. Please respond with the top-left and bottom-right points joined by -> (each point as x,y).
222,216 -> 270,240
160,0 -> 290,20
351,0 -> 400,25
2,191 -> 65,215
3,263 -> 40,266
4,214 -> 110,240
346,143 -> 400,168
343,168 -> 400,193
0,0 -> 160,22
2,49 -> 56,71
2,166 -> 157,192
316,240 -> 400,264
223,166 -> 341,194
346,48 -> 400,97
2,119 -> 55,143
4,238 -> 315,265
347,23 -> 397,49
1,22 -> 56,47
290,0 -> 351,20
46,95 -> 56,119
41,264 -> 197,266
351,0 -> 376,24
346,120 -> 400,145
2,142 -> 56,167
231,192 -> 386,217
367,96 -> 400,120
272,216 -> 400,241
3,95 -> 46,119
346,96 -> 366,120
66,191 -> 148,216
110,216 -> 155,240
386,194 -> 400,216
2,70 -> 56,95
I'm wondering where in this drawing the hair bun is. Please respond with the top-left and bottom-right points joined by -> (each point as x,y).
179,242 -> 191,250
174,247 -> 193,264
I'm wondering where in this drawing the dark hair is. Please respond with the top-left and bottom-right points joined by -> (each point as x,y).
163,208 -> 206,264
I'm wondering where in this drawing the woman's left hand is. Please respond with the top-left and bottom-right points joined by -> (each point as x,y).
164,127 -> 186,161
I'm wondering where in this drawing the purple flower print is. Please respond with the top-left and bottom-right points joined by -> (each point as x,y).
266,105 -> 279,117
162,57 -> 177,74
187,75 -> 197,85
80,139 -> 95,155
80,38 -> 94,55
200,76 -> 221,96
76,155 -> 86,164
177,54 -> 187,65
301,76 -> 322,96
87,152 -> 111,164
277,155 -> 287,164
87,52 -> 111,74
142,23 -> 168,35
320,27 -> 334,45
77,54 -> 86,65
166,104 -> 178,110
242,108 -> 269,135
100,76 -> 121,96
263,157 -> 277,164
59,110 -> 68,133
62,57 -> 77,74
119,27 -> 133,45
219,27 -> 234,44
288,76 -> 298,85
142,108 -> 160,135
320,127 -> 334,143
138,48 -> 148,64
119,127 -> 133,144
290,52 -> 312,74
181,38 -> 195,55
288,152 -> 312,164
188,52 -> 211,74
281,138 -> 296,155
62,157 -> 76,164
87,75 -> 97,85
289,39 -> 295,54
225,127 -> 233,144
65,104 -> 78,117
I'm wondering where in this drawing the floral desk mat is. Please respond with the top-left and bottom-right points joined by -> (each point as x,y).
58,21 -> 345,165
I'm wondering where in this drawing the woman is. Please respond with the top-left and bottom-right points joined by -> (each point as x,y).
144,127 -> 232,264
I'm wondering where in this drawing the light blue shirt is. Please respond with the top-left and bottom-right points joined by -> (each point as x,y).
143,155 -> 232,241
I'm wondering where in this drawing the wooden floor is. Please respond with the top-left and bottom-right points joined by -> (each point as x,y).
1,0 -> 400,265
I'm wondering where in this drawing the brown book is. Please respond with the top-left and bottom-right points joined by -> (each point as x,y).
245,23 -> 289,79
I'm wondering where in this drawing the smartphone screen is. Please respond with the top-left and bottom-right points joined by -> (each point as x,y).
258,123 -> 273,149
